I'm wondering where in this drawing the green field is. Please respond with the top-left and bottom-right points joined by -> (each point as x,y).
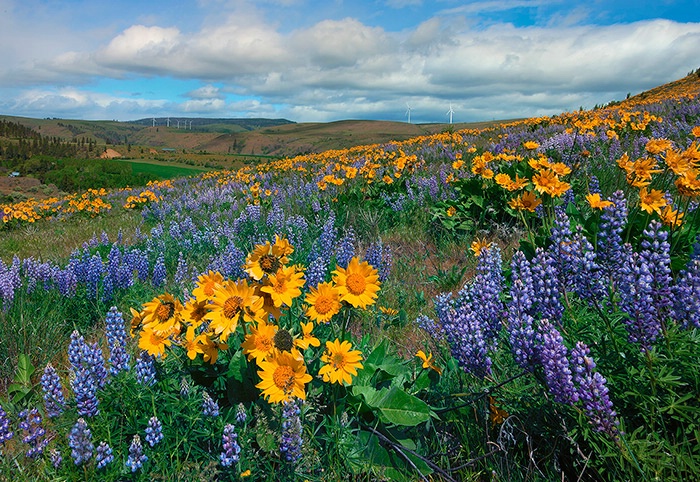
117,158 -> 211,178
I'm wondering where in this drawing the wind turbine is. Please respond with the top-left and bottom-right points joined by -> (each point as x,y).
152,117 -> 156,127
405,103 -> 413,124
176,120 -> 180,129
447,103 -> 455,125
166,117 -> 171,128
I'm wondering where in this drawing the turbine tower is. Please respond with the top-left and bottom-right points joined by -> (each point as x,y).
152,117 -> 156,127
167,117 -> 171,128
405,103 -> 413,124
447,103 -> 455,125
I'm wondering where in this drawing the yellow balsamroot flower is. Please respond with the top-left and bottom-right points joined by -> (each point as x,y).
260,265 -> 305,308
244,235 -> 294,281
659,205 -> 684,227
692,126 -> 700,137
675,170 -> 700,197
494,173 -> 513,190
664,148 -> 695,176
138,326 -> 172,359
294,321 -> 320,350
318,339 -> 364,385
241,319 -> 278,363
470,238 -> 492,257
192,270 -> 224,301
645,138 -> 673,155
207,279 -> 265,342
141,293 -> 183,336
415,350 -> 443,375
446,206 -> 457,217
256,350 -> 313,403
182,298 -> 210,328
638,187 -> 668,215
180,325 -> 208,360
586,193 -> 614,210
523,141 -> 540,150
509,191 -> 542,212
305,282 -> 342,323
332,257 -> 381,309
201,337 -> 228,364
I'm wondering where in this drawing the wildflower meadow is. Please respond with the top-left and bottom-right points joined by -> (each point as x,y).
1,71 -> 700,481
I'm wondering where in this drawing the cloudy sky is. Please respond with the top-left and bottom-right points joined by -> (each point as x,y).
1,0 -> 698,124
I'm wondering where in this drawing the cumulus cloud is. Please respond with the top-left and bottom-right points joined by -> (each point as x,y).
1,0 -> 699,122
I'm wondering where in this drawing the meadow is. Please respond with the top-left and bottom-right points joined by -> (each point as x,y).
0,71 -> 699,481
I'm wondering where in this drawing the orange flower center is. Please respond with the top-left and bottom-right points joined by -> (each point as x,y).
260,254 -> 280,274
223,296 -> 244,319
273,365 -> 295,392
346,273 -> 367,295
156,302 -> 175,322
190,303 -> 208,322
255,335 -> 273,352
331,353 -> 346,369
314,295 -> 334,315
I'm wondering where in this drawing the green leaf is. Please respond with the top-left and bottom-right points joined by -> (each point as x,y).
15,354 -> 35,385
353,386 -> 431,426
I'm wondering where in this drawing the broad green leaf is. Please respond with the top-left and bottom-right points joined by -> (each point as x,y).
354,386 -> 430,426
15,354 -> 35,385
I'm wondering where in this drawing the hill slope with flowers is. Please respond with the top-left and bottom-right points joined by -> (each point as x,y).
0,71 -> 700,481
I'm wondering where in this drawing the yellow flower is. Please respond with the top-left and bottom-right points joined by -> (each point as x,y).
305,282 -> 342,323
244,236 -> 294,281
470,237 -> 491,257
260,265 -> 305,308
207,280 -> 265,342
180,325 -> 208,360
192,270 -> 224,302
509,191 -> 542,212
415,350 -> 442,375
294,321 -> 321,350
446,206 -> 457,217
141,293 -> 183,336
379,306 -> 399,316
523,141 -> 540,150
645,138 -> 673,155
241,319 -> 278,362
318,339 -> 364,385
638,187 -> 668,214
256,350 -> 313,403
181,298 -> 210,328
586,193 -> 614,210
241,470 -> 252,478
332,257 -> 381,309
692,126 -> 700,138
659,204 -> 684,227
138,326 -> 172,358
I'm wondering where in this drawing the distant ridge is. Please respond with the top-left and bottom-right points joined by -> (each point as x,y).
130,117 -> 295,131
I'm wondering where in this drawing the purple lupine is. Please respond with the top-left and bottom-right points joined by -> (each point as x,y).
673,257 -> 700,329
507,277 -> 538,371
19,408 -> 48,458
105,306 -> 130,375
530,248 -> 564,323
334,227 -> 356,269
145,416 -> 163,447
0,403 -> 13,452
285,215 -> 309,250
101,272 -> 114,303
597,191 -> 628,284
152,253 -> 167,288
460,246 -> 504,343
96,441 -> 114,469
135,352 -> 157,386
86,254 -> 103,299
280,398 -> 303,463
538,320 -> 577,405
125,434 -> 147,473
570,342 -> 620,437
174,251 -> 189,287
202,392 -> 220,417
49,448 -> 63,468
68,418 -> 94,466
220,424 -> 242,467
414,314 -> 445,339
236,403 -> 247,424
618,251 -> 660,351
85,342 -> 108,389
639,220 -> 673,321
72,366 -> 100,417
55,265 -> 78,297
41,363 -> 65,418
365,240 -> 393,282
442,304 -> 492,378
68,330 -> 89,371
305,256 -> 329,289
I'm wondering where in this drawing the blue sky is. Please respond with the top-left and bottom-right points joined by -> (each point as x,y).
0,0 -> 698,123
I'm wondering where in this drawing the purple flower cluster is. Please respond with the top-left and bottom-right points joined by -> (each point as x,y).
538,320 -> 578,405
280,398 -> 303,463
105,306 -> 130,375
220,424 -> 242,467
96,441 -> 114,469
135,351 -> 157,386
145,416 -> 163,447
68,418 -> 94,465
0,403 -> 13,453
125,434 -> 148,473
335,227 -> 356,269
19,408 -> 48,458
41,363 -> 65,418
365,239 -> 393,282
202,391 -> 220,417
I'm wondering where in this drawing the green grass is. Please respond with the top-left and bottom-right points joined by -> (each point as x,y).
121,159 -> 211,178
